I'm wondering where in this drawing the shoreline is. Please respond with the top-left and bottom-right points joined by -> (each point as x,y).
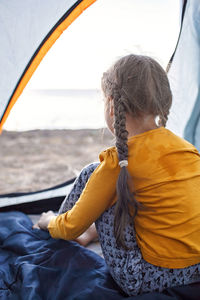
1,128 -> 113,194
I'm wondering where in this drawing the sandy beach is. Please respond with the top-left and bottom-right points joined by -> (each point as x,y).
0,128 -> 113,195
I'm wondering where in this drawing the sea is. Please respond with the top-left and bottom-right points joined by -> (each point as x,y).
4,89 -> 105,131
4,88 -> 183,137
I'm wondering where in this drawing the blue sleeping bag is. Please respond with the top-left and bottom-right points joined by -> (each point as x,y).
0,211 -> 199,300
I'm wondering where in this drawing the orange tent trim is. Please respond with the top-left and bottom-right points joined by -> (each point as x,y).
0,0 -> 96,134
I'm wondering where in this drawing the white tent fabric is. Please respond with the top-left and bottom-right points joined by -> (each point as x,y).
168,0 -> 200,148
1,0 -> 200,208
0,0 -> 79,122
0,181 -> 73,209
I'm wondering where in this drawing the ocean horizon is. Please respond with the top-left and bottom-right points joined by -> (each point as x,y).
4,89 -> 106,131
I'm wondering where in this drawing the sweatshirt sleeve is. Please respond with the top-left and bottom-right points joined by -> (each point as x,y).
48,148 -> 120,240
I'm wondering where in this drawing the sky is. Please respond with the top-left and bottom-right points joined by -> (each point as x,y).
26,0 -> 181,90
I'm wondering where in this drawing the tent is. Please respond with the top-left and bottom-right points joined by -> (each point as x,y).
0,0 -> 95,133
167,0 -> 200,146
0,0 -> 96,211
0,0 -> 199,212
0,0 -> 192,211
1,1 -> 200,299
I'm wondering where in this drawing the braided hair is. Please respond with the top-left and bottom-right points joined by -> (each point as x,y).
101,54 -> 172,248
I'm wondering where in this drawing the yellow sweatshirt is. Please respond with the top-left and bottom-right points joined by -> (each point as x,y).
48,127 -> 200,268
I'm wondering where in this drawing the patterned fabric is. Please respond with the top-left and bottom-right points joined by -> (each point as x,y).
59,163 -> 200,296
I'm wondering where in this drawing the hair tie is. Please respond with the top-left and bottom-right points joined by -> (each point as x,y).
119,160 -> 128,168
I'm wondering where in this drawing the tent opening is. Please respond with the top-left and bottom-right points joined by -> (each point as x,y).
1,0 -> 180,195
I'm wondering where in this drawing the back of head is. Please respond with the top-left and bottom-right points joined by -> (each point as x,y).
102,54 -> 172,127
101,54 -> 172,248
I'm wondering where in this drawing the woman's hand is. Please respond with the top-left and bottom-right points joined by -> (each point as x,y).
33,210 -> 56,231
